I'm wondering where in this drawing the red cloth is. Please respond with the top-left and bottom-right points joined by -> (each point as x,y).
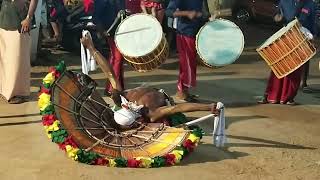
83,0 -> 94,14
264,67 -> 303,103
176,34 -> 197,91
126,0 -> 142,14
141,0 -> 163,9
50,8 -> 57,18
106,37 -> 124,92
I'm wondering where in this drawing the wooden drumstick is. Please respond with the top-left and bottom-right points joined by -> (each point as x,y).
115,27 -> 151,36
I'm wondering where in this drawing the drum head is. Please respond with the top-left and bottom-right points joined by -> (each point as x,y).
196,19 -> 244,67
115,14 -> 163,57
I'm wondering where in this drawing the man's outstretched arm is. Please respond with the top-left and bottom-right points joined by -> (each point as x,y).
80,35 -> 123,92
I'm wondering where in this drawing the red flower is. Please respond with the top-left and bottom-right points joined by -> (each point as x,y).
94,158 -> 109,166
58,136 -> 78,151
127,159 -> 141,168
49,67 -> 56,74
164,154 -> 176,166
183,139 -> 196,152
49,67 -> 61,78
42,115 -> 56,126
40,86 -> 50,94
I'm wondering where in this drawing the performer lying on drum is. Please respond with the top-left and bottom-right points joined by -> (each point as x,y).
80,35 -> 220,129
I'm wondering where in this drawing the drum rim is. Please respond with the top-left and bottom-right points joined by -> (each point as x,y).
257,19 -> 299,51
196,18 -> 245,67
114,13 -> 163,58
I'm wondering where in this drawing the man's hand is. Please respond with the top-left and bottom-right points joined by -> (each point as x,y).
80,34 -> 95,50
274,13 -> 283,22
209,14 -> 217,21
211,103 -> 221,116
20,17 -> 31,33
187,11 -> 198,20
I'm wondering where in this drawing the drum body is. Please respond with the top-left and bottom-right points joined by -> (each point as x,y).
115,14 -> 168,72
256,19 -> 316,79
196,19 -> 244,68
51,71 -> 189,159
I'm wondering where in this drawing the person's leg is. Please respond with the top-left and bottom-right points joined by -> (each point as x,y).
50,21 -> 60,40
151,7 -> 157,17
106,37 -> 124,94
280,66 -> 303,105
141,3 -> 147,14
258,71 -> 282,104
148,103 -> 217,122
301,61 -> 312,93
156,8 -> 165,24
176,34 -> 197,101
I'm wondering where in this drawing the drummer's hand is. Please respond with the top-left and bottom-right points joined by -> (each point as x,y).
196,11 -> 203,18
211,103 -> 220,116
80,35 -> 95,49
21,17 -> 32,33
274,13 -> 283,22
209,14 -> 217,21
187,11 -> 198,20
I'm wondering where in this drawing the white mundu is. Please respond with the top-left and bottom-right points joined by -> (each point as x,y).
115,14 -> 168,72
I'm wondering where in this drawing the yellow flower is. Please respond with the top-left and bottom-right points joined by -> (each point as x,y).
188,134 -> 200,143
43,72 -> 55,85
171,150 -> 184,163
65,145 -> 79,161
108,159 -> 116,167
136,157 -> 152,168
38,93 -> 51,111
46,132 -> 52,139
45,120 -> 60,132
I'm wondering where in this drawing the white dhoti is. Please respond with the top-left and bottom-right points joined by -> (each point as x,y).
0,29 -> 31,100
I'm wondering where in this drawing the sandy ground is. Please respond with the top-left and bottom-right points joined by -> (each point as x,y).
0,23 -> 320,180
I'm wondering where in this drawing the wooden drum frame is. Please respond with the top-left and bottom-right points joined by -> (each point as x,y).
256,19 -> 316,79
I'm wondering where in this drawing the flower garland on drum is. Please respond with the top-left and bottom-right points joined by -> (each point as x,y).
38,61 -> 204,168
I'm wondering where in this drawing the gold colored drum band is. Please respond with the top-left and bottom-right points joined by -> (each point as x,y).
123,36 -> 168,65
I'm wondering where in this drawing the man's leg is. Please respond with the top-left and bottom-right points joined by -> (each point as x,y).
301,61 -> 312,93
106,37 -> 124,94
176,34 -> 197,101
148,103 -> 217,122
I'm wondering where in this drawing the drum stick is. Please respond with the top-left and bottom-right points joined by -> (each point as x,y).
185,114 -> 215,126
115,27 -> 151,36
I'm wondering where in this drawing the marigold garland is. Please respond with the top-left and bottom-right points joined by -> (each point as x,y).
38,61 -> 204,168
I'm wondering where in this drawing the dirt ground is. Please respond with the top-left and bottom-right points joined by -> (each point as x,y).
0,23 -> 320,180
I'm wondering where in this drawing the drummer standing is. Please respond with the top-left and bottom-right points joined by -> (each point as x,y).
259,0 -> 316,105
165,0 -> 210,102
296,0 -> 317,93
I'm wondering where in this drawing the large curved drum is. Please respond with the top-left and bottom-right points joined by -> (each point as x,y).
51,71 -> 190,159
115,14 -> 169,72
257,19 -> 316,79
196,19 -> 244,67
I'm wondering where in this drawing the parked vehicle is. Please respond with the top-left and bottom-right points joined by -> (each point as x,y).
232,0 -> 279,24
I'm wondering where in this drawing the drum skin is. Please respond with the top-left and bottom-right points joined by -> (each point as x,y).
196,19 -> 244,67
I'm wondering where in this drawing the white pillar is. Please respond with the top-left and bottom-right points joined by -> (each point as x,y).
30,0 -> 42,63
